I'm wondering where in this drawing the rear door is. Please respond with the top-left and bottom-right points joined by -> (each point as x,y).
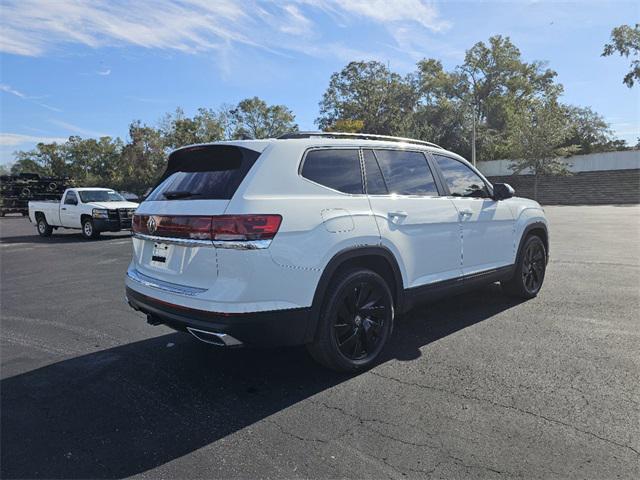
60,190 -> 80,227
431,154 -> 515,275
364,149 -> 462,289
132,145 -> 262,288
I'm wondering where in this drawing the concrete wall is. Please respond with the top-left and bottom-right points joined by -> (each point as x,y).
477,150 -> 640,205
486,169 -> 640,205
477,150 -> 640,176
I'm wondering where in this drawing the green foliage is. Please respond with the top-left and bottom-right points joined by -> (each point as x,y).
317,61 -> 417,135
8,35 -> 628,196
325,119 -> 365,133
507,99 -> 579,199
228,97 -> 298,139
8,97 -> 297,196
602,24 -> 640,87
317,35 -> 622,163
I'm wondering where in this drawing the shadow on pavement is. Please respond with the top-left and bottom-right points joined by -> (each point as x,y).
0,232 -> 131,245
0,284 -> 524,479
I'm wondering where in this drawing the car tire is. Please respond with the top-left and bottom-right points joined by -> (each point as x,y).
501,235 -> 547,299
37,216 -> 53,237
307,268 -> 394,372
81,218 -> 100,239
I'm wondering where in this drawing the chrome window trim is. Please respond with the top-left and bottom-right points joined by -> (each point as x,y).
133,232 -> 272,249
127,267 -> 208,296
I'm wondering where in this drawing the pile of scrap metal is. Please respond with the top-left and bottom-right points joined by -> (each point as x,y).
0,173 -> 72,216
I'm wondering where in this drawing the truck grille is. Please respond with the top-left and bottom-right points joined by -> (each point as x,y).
118,208 -> 135,228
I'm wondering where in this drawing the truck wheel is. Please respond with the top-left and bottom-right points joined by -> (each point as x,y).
37,216 -> 53,237
81,218 -> 100,239
307,268 -> 394,372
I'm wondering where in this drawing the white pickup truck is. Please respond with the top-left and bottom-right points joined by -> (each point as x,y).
28,187 -> 139,239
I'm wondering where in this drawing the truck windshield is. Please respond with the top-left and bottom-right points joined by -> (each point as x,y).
78,190 -> 126,202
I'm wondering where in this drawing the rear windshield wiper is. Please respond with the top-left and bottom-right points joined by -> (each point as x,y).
162,190 -> 203,200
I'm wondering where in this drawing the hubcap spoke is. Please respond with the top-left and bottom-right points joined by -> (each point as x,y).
333,279 -> 390,361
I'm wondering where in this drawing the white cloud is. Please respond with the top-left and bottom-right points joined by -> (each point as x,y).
0,83 -> 27,98
48,119 -> 109,138
0,133 -> 68,146
0,0 -> 449,59
97,68 -> 111,76
0,83 -> 62,112
329,0 -> 449,32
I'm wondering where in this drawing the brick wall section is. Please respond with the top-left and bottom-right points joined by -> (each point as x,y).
486,169 -> 640,205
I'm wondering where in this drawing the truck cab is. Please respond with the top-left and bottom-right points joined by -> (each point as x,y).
29,188 -> 139,239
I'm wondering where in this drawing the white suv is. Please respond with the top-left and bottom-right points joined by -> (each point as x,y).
125,132 -> 548,371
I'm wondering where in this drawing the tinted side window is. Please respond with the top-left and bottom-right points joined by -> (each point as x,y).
374,150 -> 438,196
362,149 -> 388,195
433,155 -> 489,198
301,149 -> 363,194
64,191 -> 77,205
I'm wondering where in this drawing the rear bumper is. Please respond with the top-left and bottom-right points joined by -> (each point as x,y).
125,287 -> 311,347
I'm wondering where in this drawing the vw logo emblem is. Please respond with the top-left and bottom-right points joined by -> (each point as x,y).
147,216 -> 157,234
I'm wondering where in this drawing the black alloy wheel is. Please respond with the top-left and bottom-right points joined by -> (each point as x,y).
307,269 -> 394,372
333,281 -> 388,361
502,235 -> 546,298
522,239 -> 545,295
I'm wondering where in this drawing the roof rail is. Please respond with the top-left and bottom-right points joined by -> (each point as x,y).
277,131 -> 442,149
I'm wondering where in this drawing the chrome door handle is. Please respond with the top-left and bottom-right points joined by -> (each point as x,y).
388,211 -> 408,224
458,209 -> 473,216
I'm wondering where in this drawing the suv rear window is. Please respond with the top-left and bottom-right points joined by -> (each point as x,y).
301,149 -> 363,194
147,145 -> 261,201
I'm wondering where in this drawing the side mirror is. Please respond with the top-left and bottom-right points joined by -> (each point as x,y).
493,183 -> 515,200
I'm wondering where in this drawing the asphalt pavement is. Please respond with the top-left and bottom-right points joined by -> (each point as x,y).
1,205 -> 638,479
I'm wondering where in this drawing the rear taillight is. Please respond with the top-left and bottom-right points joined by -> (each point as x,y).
132,214 -> 282,243
211,215 -> 282,241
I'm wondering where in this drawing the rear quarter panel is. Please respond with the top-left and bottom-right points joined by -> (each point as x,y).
224,141 -> 382,308
28,201 -> 61,226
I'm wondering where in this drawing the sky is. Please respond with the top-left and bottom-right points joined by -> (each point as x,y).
0,0 -> 638,165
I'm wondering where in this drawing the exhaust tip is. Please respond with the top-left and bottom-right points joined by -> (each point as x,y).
187,327 -> 243,347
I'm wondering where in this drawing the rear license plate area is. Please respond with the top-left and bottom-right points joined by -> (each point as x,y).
151,243 -> 170,266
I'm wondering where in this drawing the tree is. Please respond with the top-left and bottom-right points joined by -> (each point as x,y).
563,106 -> 625,153
160,107 -> 227,149
602,24 -> 640,87
10,142 -> 68,177
228,97 -> 298,139
453,36 -> 560,160
325,119 -> 365,133
317,61 -> 417,135
507,99 -> 579,200
118,121 -> 166,197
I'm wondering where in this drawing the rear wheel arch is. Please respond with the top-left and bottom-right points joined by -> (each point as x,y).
304,246 -> 404,343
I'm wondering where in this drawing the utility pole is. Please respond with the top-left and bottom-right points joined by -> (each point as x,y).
471,102 -> 477,167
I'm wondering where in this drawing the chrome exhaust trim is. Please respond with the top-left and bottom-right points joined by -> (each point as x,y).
186,327 -> 243,347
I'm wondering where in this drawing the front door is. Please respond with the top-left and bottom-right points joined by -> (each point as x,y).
60,190 -> 80,228
363,149 -> 462,289
431,154 -> 515,275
